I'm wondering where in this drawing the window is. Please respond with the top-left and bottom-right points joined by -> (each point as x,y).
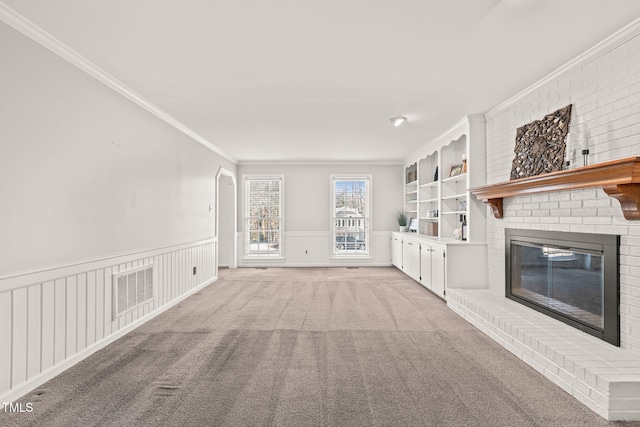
244,175 -> 283,257
332,175 -> 370,256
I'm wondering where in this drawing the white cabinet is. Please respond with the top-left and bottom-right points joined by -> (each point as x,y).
420,241 -> 446,299
431,245 -> 446,298
402,236 -> 420,282
392,232 -> 487,299
391,235 -> 403,269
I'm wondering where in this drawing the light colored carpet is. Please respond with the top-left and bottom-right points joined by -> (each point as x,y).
4,267 -> 638,426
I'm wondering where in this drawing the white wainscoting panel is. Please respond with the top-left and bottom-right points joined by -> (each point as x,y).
238,231 -> 391,267
0,238 -> 217,402
0,292 -> 10,393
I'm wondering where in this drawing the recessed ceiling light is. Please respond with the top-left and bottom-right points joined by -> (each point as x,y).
389,116 -> 407,127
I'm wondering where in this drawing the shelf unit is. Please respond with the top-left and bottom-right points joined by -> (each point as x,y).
417,151 -> 439,235
405,162 -> 418,218
402,115 -> 487,242
396,115 -> 488,300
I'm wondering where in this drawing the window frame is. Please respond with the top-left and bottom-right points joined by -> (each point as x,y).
243,174 -> 284,258
330,174 -> 372,257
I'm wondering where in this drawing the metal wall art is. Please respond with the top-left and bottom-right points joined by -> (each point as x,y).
510,104 -> 572,180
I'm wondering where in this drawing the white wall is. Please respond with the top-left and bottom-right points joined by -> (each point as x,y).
0,22 -> 235,276
237,163 -> 403,266
484,24 -> 640,352
0,21 -> 235,400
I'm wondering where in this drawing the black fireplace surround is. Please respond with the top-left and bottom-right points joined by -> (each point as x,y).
505,229 -> 620,346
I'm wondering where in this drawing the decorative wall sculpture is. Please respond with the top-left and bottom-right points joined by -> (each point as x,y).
510,104 -> 572,180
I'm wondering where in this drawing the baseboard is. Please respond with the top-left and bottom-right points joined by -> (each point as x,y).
238,263 -> 393,268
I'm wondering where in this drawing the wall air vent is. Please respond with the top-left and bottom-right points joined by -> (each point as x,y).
112,264 -> 154,319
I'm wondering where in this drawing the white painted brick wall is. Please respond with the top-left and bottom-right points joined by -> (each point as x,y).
485,30 -> 640,353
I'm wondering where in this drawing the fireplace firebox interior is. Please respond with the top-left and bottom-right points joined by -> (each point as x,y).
505,229 -> 619,346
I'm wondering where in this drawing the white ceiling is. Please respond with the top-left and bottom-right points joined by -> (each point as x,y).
4,0 -> 640,163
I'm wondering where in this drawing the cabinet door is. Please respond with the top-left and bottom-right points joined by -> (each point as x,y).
419,244 -> 433,290
431,246 -> 446,298
391,236 -> 402,269
403,239 -> 420,281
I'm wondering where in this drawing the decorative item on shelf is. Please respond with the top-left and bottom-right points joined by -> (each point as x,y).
579,117 -> 589,166
433,166 -> 439,182
564,128 -> 573,169
458,200 -> 467,211
449,163 -> 463,177
462,153 -> 467,174
407,169 -> 417,183
461,214 -> 467,241
397,210 -> 407,232
408,218 -> 418,232
510,104 -> 572,180
426,209 -> 438,218
453,228 -> 462,240
423,222 -> 438,236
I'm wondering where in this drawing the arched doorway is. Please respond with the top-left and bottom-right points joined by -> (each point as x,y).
216,167 -> 237,269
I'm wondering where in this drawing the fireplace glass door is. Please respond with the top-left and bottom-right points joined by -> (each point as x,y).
506,229 -> 619,345
511,242 -> 604,331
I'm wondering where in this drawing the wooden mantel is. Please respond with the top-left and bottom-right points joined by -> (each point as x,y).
469,156 -> 640,220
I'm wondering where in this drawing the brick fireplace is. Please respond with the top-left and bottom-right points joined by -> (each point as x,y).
447,21 -> 640,421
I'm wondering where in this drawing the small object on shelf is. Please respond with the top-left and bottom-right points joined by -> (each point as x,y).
397,210 -> 407,231
453,228 -> 462,240
582,149 -> 590,166
461,214 -> 467,241
449,163 -> 463,177
564,131 -> 573,169
433,166 -> 438,182
408,218 -> 418,232
407,169 -> 417,183
423,222 -> 438,236
580,118 -> 589,166
462,154 -> 467,174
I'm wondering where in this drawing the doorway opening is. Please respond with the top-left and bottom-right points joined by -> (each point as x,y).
216,168 -> 237,269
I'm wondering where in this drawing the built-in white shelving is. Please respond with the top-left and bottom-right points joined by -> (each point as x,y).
402,115 -> 487,242
396,115 -> 488,300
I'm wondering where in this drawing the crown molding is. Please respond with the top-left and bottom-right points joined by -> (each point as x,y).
486,16 -> 640,118
238,159 -> 403,166
0,2 -> 236,164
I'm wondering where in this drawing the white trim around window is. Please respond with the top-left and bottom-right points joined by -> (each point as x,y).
243,174 -> 284,258
330,174 -> 372,258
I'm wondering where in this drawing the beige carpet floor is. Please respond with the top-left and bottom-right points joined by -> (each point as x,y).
4,267 -> 638,426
